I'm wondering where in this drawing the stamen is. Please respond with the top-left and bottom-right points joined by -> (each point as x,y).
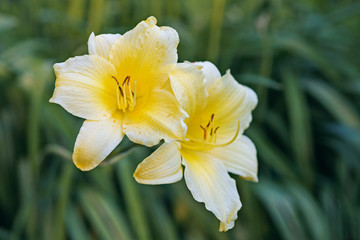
209,114 -> 215,142
122,77 -> 127,108
131,81 -> 137,110
112,76 -> 122,110
122,76 -> 130,86
119,86 -> 124,97
112,75 -> 137,112
127,79 -> 131,106
181,121 -> 240,150
213,127 -> 219,143
112,76 -> 119,84
200,125 -> 207,140
116,83 -> 121,110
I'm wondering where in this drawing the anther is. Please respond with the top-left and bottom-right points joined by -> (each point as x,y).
122,76 -> 130,86
181,121 -> 240,150
200,125 -> 207,140
112,75 -> 136,112
112,76 -> 119,85
112,76 -> 124,97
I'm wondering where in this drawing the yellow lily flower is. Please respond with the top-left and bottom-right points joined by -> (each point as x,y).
134,62 -> 258,231
50,17 -> 187,171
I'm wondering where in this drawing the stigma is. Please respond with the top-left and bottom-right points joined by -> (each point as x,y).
112,76 -> 137,112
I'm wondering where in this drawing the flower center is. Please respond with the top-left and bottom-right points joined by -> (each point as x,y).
200,113 -> 219,144
112,76 -> 137,112
181,114 -> 240,151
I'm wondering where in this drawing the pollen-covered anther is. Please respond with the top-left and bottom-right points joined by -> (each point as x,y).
112,76 -> 137,112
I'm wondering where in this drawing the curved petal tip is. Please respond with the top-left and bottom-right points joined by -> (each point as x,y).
146,16 -> 157,25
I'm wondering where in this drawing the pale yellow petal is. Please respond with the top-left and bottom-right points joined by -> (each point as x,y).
109,16 -> 179,96
208,71 -> 258,131
181,149 -> 242,232
73,116 -> 124,171
195,61 -> 221,92
123,89 -> 187,147
88,32 -> 121,59
187,71 -> 258,143
169,62 -> 207,119
134,142 -> 182,184
50,55 -> 118,120
203,135 -> 258,182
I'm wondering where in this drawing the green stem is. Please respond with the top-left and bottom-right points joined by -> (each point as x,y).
255,20 -> 273,122
207,0 -> 227,62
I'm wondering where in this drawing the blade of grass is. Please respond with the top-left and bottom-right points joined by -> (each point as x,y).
143,187 -> 177,240
65,205 -> 90,240
88,0 -> 105,33
10,160 -> 35,240
276,36 -> 340,82
54,164 -> 73,240
207,0 -> 226,62
282,70 -> 313,186
116,156 -> 151,240
247,128 -> 298,181
79,189 -> 133,240
255,181 -> 307,240
303,79 -> 360,128
67,0 -> 86,26
239,74 -> 282,90
286,183 -> 330,240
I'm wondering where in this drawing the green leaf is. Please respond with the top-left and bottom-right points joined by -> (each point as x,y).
239,74 -> 283,90
247,128 -> 298,181
282,70 -> 313,185
116,156 -> 151,240
255,181 -> 307,240
65,205 -> 89,240
303,79 -> 360,128
79,189 -> 133,240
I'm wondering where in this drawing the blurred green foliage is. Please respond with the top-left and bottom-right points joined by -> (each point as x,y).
1,0 -> 360,239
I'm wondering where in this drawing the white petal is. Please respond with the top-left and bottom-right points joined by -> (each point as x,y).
195,61 -> 221,92
134,142 -> 182,184
73,117 -> 124,171
169,62 -> 207,119
123,89 -> 187,147
207,135 -> 258,182
88,32 -> 121,59
182,149 -> 242,231
50,55 -> 117,120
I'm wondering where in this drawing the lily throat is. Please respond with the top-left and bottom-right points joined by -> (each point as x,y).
181,114 -> 240,150
112,75 -> 137,112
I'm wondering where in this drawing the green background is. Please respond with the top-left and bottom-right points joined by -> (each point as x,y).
1,0 -> 360,239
